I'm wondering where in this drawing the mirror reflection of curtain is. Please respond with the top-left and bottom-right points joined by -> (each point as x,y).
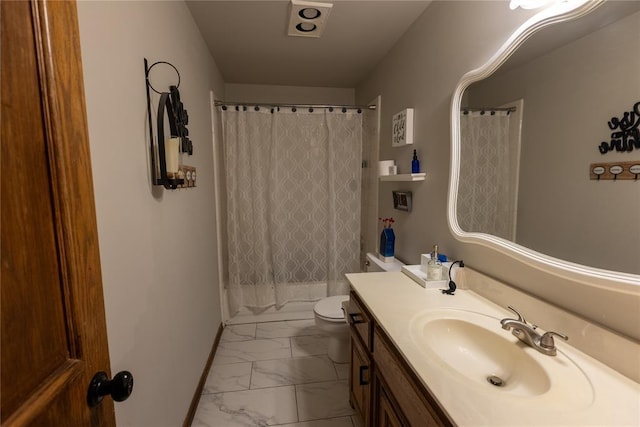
221,108 -> 362,315
458,111 -> 516,240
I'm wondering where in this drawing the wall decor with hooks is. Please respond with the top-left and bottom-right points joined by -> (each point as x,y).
144,58 -> 196,190
590,160 -> 640,181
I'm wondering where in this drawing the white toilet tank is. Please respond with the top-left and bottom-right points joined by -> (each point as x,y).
365,252 -> 404,272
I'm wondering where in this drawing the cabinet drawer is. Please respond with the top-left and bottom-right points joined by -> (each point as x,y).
374,327 -> 452,427
347,291 -> 372,351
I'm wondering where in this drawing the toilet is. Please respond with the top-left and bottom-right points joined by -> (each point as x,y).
313,295 -> 351,363
313,253 -> 404,363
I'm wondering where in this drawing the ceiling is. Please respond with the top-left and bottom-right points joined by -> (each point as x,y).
186,0 -> 432,88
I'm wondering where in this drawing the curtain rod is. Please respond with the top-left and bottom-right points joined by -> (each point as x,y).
461,106 -> 516,114
214,100 -> 376,111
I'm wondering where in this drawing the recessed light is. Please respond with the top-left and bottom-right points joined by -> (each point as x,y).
299,8 -> 321,20
296,22 -> 317,32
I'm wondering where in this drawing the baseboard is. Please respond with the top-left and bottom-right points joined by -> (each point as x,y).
183,322 -> 224,427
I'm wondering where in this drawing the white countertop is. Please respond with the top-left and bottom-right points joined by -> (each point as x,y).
346,272 -> 640,426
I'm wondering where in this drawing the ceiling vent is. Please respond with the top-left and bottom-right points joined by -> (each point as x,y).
287,0 -> 333,38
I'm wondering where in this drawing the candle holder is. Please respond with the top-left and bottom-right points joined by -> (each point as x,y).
144,59 -> 193,190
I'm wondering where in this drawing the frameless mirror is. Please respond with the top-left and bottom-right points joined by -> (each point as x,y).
450,0 -> 640,276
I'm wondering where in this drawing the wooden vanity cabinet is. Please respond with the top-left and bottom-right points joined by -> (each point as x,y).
346,291 -> 373,351
373,327 -> 451,427
376,380 -> 406,427
350,333 -> 372,425
347,291 -> 374,425
348,291 -> 453,427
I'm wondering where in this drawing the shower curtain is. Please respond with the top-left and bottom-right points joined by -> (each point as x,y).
220,107 -> 362,314
458,111 -> 516,241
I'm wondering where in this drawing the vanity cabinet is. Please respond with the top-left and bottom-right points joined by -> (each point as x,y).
350,333 -> 372,425
377,382 -> 404,427
348,291 -> 453,427
347,290 -> 374,425
346,290 -> 373,350
373,327 -> 450,427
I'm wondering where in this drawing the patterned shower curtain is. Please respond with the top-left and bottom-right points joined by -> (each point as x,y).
221,107 -> 362,314
458,111 -> 516,241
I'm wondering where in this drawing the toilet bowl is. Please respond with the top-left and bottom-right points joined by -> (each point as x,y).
313,295 -> 350,363
314,254 -> 404,363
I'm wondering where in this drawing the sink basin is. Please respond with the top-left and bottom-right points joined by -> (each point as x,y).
409,309 -> 594,406
421,317 -> 550,396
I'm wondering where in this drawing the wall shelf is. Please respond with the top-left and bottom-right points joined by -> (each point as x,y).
379,173 -> 425,182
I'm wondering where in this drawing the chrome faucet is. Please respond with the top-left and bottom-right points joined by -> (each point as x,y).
500,306 -> 568,356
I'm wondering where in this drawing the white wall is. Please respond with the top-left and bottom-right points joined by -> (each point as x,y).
356,1 -> 639,343
225,83 -> 355,105
357,1 -> 536,263
77,1 -> 225,425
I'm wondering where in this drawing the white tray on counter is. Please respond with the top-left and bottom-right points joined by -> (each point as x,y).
401,264 -> 448,289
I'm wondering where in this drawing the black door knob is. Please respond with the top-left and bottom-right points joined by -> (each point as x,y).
87,370 -> 133,407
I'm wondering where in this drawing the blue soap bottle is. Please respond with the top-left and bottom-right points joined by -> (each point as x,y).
411,149 -> 420,173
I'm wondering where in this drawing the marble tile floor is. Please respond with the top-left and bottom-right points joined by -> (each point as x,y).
193,319 -> 363,427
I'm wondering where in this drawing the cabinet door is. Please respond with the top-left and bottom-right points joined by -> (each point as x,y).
349,335 -> 371,425
374,328 -> 451,427
378,386 -> 405,427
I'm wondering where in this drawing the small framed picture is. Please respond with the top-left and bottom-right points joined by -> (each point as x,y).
392,108 -> 414,147
392,191 -> 412,212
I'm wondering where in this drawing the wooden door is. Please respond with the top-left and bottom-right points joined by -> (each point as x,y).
1,1 -> 116,426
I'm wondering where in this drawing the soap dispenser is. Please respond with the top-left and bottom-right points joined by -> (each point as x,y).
427,245 -> 443,281
411,149 -> 420,173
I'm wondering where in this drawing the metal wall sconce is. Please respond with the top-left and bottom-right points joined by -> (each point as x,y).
144,58 -> 195,190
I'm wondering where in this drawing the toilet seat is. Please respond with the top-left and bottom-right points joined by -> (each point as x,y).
314,295 -> 349,322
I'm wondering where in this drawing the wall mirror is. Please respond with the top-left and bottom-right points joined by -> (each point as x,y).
449,0 -> 640,284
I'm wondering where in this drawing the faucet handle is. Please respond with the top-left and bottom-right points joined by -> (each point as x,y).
506,306 -> 526,323
540,331 -> 568,349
